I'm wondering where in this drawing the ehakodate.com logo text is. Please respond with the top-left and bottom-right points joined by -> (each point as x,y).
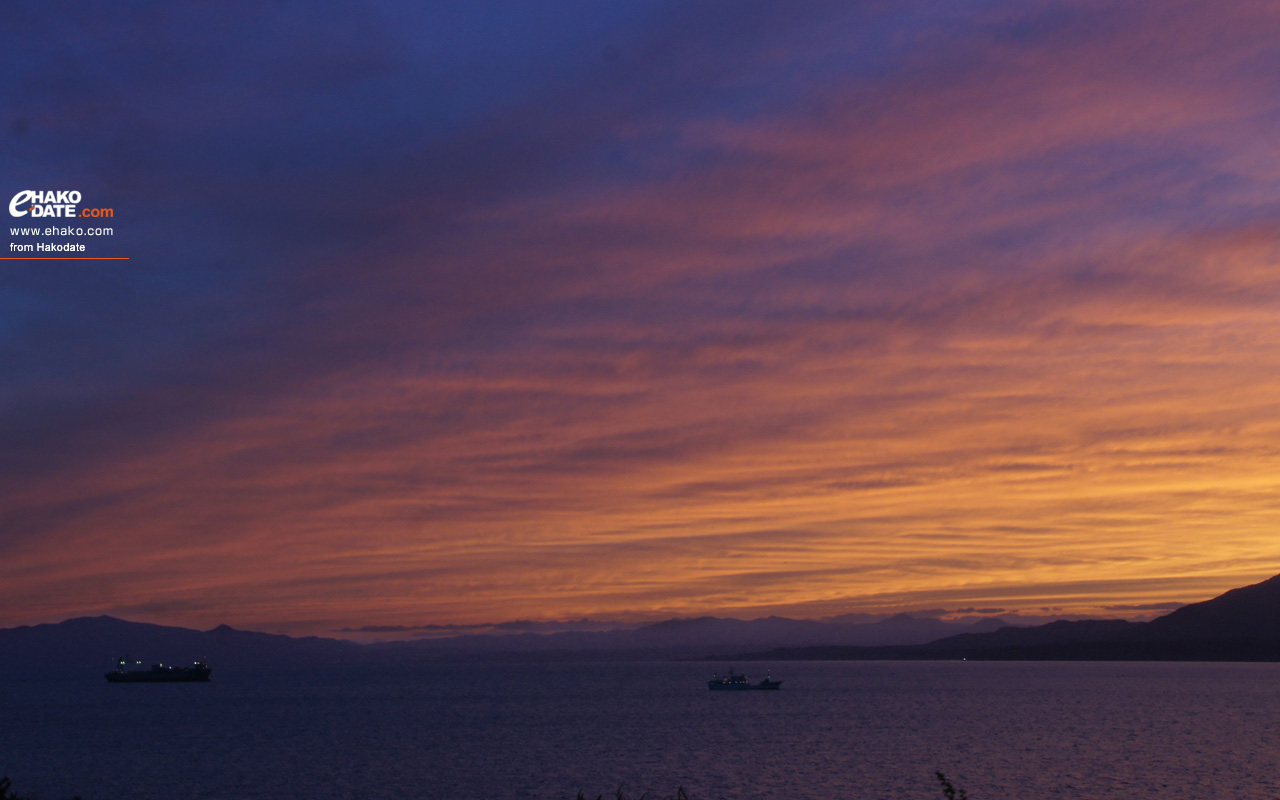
9,190 -> 113,218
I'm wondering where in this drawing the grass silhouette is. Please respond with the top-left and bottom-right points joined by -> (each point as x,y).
4,771 -> 968,799
935,771 -> 970,800
577,787 -> 691,800
574,774 -> 969,799
0,777 -> 80,800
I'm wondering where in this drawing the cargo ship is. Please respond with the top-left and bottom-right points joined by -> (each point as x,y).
708,668 -> 782,690
105,657 -> 211,683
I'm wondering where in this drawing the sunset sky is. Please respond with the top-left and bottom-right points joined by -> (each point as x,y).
3,1 -> 1280,638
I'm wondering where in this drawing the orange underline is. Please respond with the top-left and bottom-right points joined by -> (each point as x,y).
0,257 -> 130,260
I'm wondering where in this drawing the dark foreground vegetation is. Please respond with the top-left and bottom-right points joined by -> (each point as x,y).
0,776 -> 80,800
574,773 -> 967,800
3,772 -> 966,800
576,789 -> 691,800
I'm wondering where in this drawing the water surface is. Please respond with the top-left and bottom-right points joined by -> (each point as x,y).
4,660 -> 1279,799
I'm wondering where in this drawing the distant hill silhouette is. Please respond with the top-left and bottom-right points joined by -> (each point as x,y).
10,572 -> 1280,677
371,612 -> 1017,657
1139,573 -> 1280,640
0,612 -> 1016,676
0,616 -> 362,679
728,573 -> 1280,662
0,611 -> 1018,675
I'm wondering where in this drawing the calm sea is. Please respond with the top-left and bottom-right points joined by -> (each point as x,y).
3,660 -> 1279,799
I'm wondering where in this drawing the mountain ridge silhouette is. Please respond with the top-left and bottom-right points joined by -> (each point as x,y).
7,572 -> 1280,674
729,572 -> 1280,661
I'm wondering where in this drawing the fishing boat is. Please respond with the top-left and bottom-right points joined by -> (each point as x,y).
708,668 -> 781,690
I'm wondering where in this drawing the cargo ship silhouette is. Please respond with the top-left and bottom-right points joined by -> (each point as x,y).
105,656 -> 211,683
708,668 -> 781,690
